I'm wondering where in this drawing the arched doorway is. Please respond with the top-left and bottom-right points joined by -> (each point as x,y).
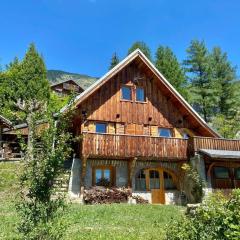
135,168 -> 178,204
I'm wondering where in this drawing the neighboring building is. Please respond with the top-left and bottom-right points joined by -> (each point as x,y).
64,49 -> 240,204
0,115 -> 12,141
51,79 -> 84,96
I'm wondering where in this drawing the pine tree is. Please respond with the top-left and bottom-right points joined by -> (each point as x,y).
109,52 -> 120,70
155,46 -> 188,99
210,47 -> 237,116
184,40 -> 218,122
128,41 -> 152,61
17,43 -> 50,102
0,43 -> 50,122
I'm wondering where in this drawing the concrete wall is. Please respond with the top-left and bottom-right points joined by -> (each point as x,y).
68,157 -> 81,198
190,154 -> 207,182
132,190 -> 180,204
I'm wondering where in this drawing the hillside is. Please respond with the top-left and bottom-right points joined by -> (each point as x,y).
47,70 -> 98,90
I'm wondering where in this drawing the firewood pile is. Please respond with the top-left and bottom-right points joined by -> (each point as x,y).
84,187 -> 131,204
83,187 -> 149,204
132,195 -> 149,204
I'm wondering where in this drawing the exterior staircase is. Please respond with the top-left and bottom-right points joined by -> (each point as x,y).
52,159 -> 72,198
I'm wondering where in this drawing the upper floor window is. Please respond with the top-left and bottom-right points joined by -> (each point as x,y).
136,87 -> 145,102
158,128 -> 172,138
182,132 -> 190,139
96,123 -> 107,133
121,86 -> 132,100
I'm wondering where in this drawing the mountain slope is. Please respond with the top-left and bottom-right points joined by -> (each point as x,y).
47,70 -> 98,90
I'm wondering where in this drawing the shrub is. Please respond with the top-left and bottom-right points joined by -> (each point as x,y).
181,163 -> 204,203
166,189 -> 240,240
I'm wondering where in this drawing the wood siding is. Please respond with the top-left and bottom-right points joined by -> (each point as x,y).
76,62 -> 199,134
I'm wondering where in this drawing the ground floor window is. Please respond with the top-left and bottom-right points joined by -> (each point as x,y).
92,166 -> 114,187
211,165 -> 240,189
135,169 -> 146,191
135,168 -> 177,191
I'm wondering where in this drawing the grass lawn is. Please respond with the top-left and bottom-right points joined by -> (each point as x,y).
0,162 -> 184,240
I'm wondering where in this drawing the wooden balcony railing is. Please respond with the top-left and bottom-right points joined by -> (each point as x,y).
81,132 -> 189,160
0,141 -> 23,160
190,136 -> 240,153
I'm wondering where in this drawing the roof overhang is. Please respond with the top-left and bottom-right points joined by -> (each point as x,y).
61,49 -> 220,138
0,115 -> 12,128
199,149 -> 240,159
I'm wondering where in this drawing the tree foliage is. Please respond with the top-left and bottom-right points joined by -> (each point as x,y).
128,41 -> 152,61
0,44 -> 50,122
184,40 -> 218,122
210,47 -> 237,116
166,190 -> 240,240
109,52 -> 120,70
16,112 -> 72,240
155,46 -> 188,99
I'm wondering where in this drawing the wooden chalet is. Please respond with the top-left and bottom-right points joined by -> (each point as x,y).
0,115 -> 21,160
51,79 -> 84,96
63,49 -> 240,204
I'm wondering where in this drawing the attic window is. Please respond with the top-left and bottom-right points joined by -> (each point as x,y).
136,87 -> 145,102
121,86 -> 132,101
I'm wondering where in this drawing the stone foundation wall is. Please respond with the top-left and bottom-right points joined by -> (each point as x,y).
132,190 -> 180,204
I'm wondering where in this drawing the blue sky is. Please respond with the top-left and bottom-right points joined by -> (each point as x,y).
1,0 -> 240,77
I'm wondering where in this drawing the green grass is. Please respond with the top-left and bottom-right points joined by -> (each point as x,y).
0,162 -> 184,240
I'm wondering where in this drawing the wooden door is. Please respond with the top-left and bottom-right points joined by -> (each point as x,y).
149,170 -> 165,204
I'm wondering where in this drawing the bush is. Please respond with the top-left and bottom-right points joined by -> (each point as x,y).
166,189 -> 240,240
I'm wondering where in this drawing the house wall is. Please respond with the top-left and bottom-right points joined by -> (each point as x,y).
68,158 -> 183,204
84,159 -> 128,188
75,62 -> 204,137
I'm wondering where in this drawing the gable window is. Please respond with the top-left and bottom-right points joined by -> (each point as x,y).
96,123 -> 107,133
158,128 -> 172,138
121,86 -> 132,100
136,87 -> 145,102
93,166 -> 114,187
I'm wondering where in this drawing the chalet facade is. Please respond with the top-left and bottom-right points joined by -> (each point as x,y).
51,79 -> 84,96
62,49 -> 240,204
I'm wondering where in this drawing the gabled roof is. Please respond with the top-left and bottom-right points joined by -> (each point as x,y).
51,79 -> 84,91
61,49 -> 220,138
0,115 -> 12,128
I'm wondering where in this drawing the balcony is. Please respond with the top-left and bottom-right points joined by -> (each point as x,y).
190,136 -> 240,153
81,132 -> 189,160
81,133 -> 240,161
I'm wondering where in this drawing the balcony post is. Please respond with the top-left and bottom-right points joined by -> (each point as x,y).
128,157 -> 137,188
